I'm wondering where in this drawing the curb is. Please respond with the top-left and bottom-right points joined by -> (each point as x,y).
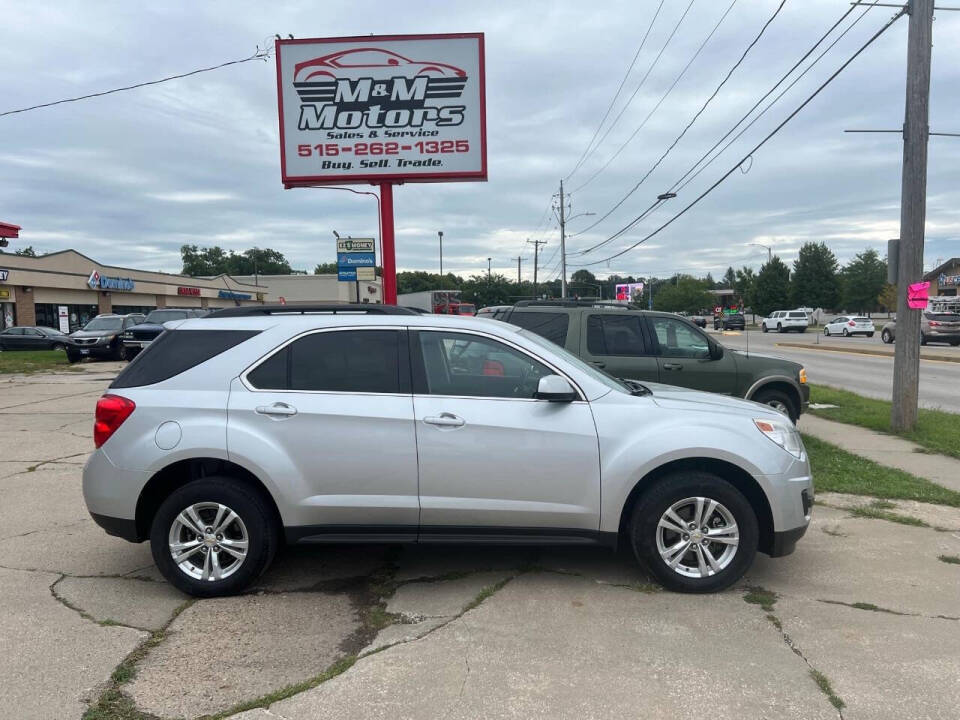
775,342 -> 960,363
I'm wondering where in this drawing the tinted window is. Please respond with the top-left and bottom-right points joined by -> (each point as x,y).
650,317 -> 710,359
927,313 -> 960,321
4,328 -> 24,336
587,314 -> 648,356
247,330 -> 401,394
788,312 -> 807,318
508,311 -> 570,346
416,331 -> 553,399
111,330 -> 259,388
144,310 -> 190,323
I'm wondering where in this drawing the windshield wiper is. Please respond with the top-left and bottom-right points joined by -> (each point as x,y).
620,378 -> 651,396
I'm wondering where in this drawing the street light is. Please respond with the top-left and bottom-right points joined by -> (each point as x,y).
438,231 -> 444,291
487,257 -> 492,281
749,242 -> 773,263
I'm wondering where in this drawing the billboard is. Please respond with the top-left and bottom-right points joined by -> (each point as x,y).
615,282 -> 645,303
276,34 -> 487,187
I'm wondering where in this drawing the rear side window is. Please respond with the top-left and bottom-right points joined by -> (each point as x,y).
247,329 -> 403,394
508,311 -> 570,346
587,314 -> 649,356
111,330 -> 259,388
788,312 -> 807,318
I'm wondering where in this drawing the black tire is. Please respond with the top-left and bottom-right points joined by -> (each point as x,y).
950,340 -> 960,347
797,327 -> 806,333
761,324 -> 768,333
920,334 -> 927,346
150,477 -> 279,597
882,329 -> 893,344
630,472 -> 759,593
51,343 -> 65,352
866,332 -> 874,338
823,327 -> 830,336
777,323 -> 783,333
842,328 -> 849,337
121,347 -> 136,362
66,351 -> 81,364
751,387 -> 798,424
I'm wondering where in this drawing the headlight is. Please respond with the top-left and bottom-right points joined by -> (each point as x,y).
754,418 -> 805,459
798,368 -> 807,384
123,332 -> 133,339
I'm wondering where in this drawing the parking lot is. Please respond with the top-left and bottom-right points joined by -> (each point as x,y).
2,364 -> 959,720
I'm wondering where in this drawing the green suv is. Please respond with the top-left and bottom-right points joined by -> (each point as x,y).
499,301 -> 809,422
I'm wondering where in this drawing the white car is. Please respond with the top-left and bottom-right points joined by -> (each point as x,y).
82,304 -> 813,597
823,316 -> 875,337
761,311 -> 809,333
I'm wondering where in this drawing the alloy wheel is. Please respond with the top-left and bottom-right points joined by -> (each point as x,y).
656,496 -> 739,579
168,502 -> 249,582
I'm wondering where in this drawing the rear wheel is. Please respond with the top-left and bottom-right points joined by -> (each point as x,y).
150,477 -> 279,597
762,324 -> 768,333
777,323 -> 783,333
950,340 -> 960,347
920,334 -> 928,346
751,387 -> 798,423
842,328 -> 849,337
867,332 -> 874,338
630,473 -> 758,593
882,329 -> 893,343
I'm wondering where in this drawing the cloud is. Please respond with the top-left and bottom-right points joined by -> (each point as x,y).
148,191 -> 237,203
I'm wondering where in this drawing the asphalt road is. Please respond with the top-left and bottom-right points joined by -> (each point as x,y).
712,329 -> 960,412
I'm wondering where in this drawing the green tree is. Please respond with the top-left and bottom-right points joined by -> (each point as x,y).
460,273 -> 514,307
790,242 -> 840,310
753,257 -> 791,316
704,272 -> 716,290
651,276 -> 714,314
14,246 -> 38,257
734,267 -> 757,308
841,248 -> 887,314
180,245 -> 293,276
877,283 -> 897,312
314,262 -> 338,274
722,266 -> 737,289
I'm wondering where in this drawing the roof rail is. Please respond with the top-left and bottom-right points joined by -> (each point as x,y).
206,304 -> 417,318
512,300 -> 636,309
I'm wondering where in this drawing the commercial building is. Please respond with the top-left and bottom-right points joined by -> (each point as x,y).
0,249 -> 267,331
924,258 -> 960,297
226,274 -> 382,305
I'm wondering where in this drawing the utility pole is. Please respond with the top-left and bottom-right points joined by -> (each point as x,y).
438,231 -> 444,291
892,0 -> 933,432
558,180 -> 568,298
527,238 -> 546,300
514,256 -> 522,286
487,257 -> 492,281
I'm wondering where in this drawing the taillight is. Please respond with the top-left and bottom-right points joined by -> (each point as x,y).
848,321 -> 856,326
929,320 -> 940,327
94,394 -> 136,448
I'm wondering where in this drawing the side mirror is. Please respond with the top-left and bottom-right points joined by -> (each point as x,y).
535,374 -> 577,402
710,342 -> 724,361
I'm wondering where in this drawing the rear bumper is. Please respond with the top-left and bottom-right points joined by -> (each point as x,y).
90,512 -> 141,542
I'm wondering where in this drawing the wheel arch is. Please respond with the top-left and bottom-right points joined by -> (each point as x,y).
616,457 -> 775,555
134,457 -> 283,542
745,376 -> 802,414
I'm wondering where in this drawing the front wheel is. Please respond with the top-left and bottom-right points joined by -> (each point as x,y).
823,327 -> 830,336
882,329 -> 893,343
51,343 -> 65,352
150,477 -> 279,597
762,324 -> 768,333
842,328 -> 849,337
630,473 -> 758,593
751,387 -> 798,423
777,323 -> 783,333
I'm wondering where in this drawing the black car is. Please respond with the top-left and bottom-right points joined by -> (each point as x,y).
67,314 -> 143,362
714,313 -> 746,331
0,326 -> 73,351
122,308 -> 208,359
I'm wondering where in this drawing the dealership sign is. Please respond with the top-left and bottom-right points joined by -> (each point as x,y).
615,283 -> 645,302
87,270 -> 135,292
276,34 -> 487,186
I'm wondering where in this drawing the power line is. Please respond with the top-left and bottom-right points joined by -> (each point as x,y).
570,0 -> 698,190
571,0 -> 734,194
0,44 -> 274,118
572,0 -> 786,238
564,1 -> 665,182
575,6 -> 906,268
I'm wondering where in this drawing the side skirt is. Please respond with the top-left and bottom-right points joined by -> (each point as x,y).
286,524 -> 618,548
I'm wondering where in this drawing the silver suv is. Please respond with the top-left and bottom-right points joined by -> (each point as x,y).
83,305 -> 813,597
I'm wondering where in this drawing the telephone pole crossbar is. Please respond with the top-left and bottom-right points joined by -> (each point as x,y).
527,238 -> 547,299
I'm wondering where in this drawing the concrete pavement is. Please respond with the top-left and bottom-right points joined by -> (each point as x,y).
1,363 -> 959,720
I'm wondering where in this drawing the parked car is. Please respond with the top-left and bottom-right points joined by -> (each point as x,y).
0,325 -> 73,351
476,305 -> 512,321
122,308 -> 209,359
714,313 -> 745,331
761,311 -> 809,333
823,316 -> 875,337
500,301 -> 809,422
83,304 -> 812,597
881,313 -> 960,345
692,316 -> 708,328
67,314 -> 144,362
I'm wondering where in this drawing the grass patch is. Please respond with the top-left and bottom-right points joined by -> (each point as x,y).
809,669 -> 845,710
939,554 -> 960,565
463,576 -> 513,612
0,349 -> 72,374
808,385 -> 960,459
804,434 -> 960,507
743,586 -> 777,612
846,504 -> 929,527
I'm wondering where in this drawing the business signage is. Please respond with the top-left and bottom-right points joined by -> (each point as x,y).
356,266 -> 376,281
0,269 -> 8,282
57,306 -> 69,334
338,268 -> 357,282
336,237 -> 377,284
939,272 -> 960,287
177,286 -> 201,296
218,290 -> 251,300
615,282 -> 645,302
337,252 -> 375,267
88,270 -> 135,292
337,238 -> 375,253
276,34 -> 487,187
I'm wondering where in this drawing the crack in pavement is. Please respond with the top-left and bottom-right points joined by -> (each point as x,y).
49,574 -> 156,634
0,388 -> 104,411
817,597 -> 960,622
0,518 -> 89,542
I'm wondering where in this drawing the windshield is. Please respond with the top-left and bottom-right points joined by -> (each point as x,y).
515,327 -> 632,394
38,327 -> 65,336
83,317 -> 123,331
145,310 -> 190,323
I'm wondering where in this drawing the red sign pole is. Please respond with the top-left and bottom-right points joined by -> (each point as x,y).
379,182 -> 397,305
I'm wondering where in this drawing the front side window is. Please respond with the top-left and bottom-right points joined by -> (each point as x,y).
247,329 -> 401,394
650,317 -> 710,359
587,314 -> 648,356
416,331 -> 554,399
508,311 -> 570,346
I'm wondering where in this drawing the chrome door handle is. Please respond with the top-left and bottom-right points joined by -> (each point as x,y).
423,413 -> 465,428
590,361 -> 606,368
663,363 -> 683,371
256,402 -> 297,417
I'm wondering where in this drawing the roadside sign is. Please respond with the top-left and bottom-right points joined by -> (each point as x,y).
336,237 -> 377,283
276,34 -> 487,187
356,266 -> 376,281
337,238 -> 375,253
338,268 -> 357,282
907,281 -> 930,309
337,252 -> 375,267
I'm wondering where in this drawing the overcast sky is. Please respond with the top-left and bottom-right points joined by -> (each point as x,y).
2,0 -> 958,282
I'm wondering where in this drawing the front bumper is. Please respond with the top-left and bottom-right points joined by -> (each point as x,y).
768,524 -> 807,557
90,512 -> 141,542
